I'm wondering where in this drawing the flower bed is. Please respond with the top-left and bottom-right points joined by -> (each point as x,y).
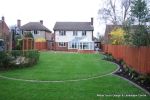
103,54 -> 150,93
0,50 -> 39,69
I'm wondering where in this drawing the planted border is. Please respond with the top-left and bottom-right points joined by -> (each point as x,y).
0,50 -> 39,69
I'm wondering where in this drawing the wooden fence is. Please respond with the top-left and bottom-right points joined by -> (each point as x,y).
35,42 -> 47,50
102,44 -> 150,74
22,38 -> 34,50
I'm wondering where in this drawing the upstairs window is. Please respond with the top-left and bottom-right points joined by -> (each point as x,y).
34,30 -> 40,35
82,31 -> 86,36
73,31 -> 78,36
59,31 -> 66,36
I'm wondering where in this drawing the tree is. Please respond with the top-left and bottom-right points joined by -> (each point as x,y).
98,0 -> 131,25
109,27 -> 125,45
98,0 -> 118,24
130,0 -> 149,25
121,0 -> 131,21
125,0 -> 150,46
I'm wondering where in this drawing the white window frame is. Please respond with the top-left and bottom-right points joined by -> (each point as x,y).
69,42 -> 78,49
73,31 -> 78,36
58,42 -> 66,47
59,31 -> 66,36
82,31 -> 86,36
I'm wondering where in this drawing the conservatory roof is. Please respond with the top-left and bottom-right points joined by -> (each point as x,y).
70,37 -> 93,42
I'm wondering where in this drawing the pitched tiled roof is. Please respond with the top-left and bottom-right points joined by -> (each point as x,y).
21,22 -> 51,32
0,20 -> 9,34
53,22 -> 94,31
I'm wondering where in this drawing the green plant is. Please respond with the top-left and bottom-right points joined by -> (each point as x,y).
0,50 -> 39,69
138,74 -> 150,85
123,65 -> 129,74
103,54 -> 114,61
125,0 -> 150,46
109,27 -> 125,45
0,51 -> 11,68
11,50 -> 23,58
24,50 -> 39,65
15,39 -> 23,50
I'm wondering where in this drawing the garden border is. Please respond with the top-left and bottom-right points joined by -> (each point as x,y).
113,74 -> 150,96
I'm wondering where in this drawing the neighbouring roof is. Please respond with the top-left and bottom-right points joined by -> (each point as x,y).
105,25 -> 122,36
104,25 -> 122,43
21,22 -> 51,32
0,20 -> 9,34
53,22 -> 94,31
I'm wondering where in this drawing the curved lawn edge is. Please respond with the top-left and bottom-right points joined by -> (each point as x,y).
0,61 -> 119,83
109,61 -> 150,96
113,74 -> 150,96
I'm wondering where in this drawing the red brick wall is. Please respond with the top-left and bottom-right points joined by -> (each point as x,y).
0,20 -> 11,50
68,49 -> 78,52
78,50 -> 95,54
54,42 -> 68,51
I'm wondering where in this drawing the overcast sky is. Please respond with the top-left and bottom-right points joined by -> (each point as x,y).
0,0 -> 105,37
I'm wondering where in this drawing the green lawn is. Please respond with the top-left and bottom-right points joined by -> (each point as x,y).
0,52 -> 149,100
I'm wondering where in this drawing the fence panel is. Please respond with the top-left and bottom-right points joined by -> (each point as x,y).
35,42 -> 47,50
102,44 -> 150,74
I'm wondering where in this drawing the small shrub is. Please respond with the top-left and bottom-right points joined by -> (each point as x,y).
109,27 -> 125,45
137,74 -> 150,85
24,50 -> 40,65
11,50 -> 23,58
0,51 -> 11,68
0,50 -> 39,70
103,54 -> 114,61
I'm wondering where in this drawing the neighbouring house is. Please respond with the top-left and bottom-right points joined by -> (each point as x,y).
21,20 -> 53,50
104,25 -> 122,44
53,18 -> 94,53
0,16 -> 11,50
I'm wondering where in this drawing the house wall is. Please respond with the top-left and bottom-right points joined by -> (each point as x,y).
46,32 -> 52,40
33,31 -> 46,41
55,31 -> 93,42
23,30 -> 48,50
0,21 -> 11,50
54,42 -> 68,51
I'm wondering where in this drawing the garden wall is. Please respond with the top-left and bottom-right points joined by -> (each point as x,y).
102,44 -> 150,74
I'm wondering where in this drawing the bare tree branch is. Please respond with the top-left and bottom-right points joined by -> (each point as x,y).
98,0 -> 131,25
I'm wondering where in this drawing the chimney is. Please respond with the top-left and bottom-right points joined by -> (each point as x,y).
2,16 -> 4,21
40,20 -> 43,25
17,19 -> 21,27
91,17 -> 93,25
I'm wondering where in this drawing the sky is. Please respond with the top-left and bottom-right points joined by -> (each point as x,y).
0,0 -> 105,37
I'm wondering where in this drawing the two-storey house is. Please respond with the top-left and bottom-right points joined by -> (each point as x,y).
21,20 -> 52,50
53,18 -> 94,53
